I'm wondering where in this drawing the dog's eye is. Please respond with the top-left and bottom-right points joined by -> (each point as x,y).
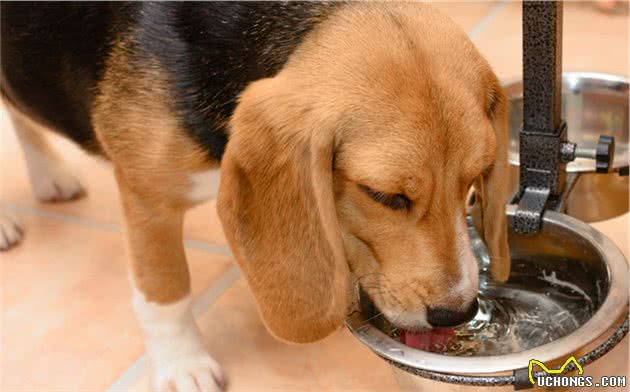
358,184 -> 412,210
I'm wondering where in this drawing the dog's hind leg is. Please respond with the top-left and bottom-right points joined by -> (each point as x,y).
8,108 -> 85,202
1,106 -> 85,251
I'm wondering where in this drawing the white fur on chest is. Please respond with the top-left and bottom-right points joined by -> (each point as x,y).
187,169 -> 221,203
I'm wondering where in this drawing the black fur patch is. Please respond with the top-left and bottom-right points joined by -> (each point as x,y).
0,2 -> 130,153
1,1 -> 343,160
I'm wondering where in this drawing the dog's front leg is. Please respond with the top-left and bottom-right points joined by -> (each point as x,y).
116,172 -> 226,392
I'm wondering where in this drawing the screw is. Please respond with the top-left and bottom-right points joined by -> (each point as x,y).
560,142 -> 576,163
575,147 -> 597,160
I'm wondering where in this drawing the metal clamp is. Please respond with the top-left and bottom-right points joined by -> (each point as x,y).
513,1 -> 566,235
514,121 -> 570,235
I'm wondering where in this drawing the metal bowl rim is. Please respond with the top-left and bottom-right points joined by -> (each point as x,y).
345,206 -> 629,375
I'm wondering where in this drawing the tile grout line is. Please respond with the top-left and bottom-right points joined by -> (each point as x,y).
107,264 -> 241,392
2,200 -> 241,389
1,202 -> 232,256
191,264 -> 241,318
467,0 -> 511,41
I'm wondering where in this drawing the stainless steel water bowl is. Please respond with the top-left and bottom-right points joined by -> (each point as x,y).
346,207 -> 628,380
506,72 -> 629,222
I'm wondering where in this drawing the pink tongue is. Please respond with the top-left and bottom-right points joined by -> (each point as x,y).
400,328 -> 455,351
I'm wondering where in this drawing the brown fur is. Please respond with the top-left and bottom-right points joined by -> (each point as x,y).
92,39 -> 215,303
218,3 -> 510,341
3,3 -> 514,391
217,75 -> 350,343
5,2 -> 511,340
472,83 -> 511,282
85,2 -> 511,339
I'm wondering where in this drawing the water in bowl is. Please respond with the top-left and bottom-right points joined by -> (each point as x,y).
430,279 -> 594,356
380,260 -> 601,357
367,217 -> 608,357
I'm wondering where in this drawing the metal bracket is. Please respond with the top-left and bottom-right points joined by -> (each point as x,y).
513,1 -> 566,235
518,122 -> 568,194
515,120 -> 569,234
515,187 -> 550,235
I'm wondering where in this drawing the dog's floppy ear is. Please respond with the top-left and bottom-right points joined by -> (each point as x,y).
217,76 -> 349,343
472,86 -> 511,282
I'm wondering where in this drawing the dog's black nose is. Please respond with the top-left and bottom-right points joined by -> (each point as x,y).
426,298 -> 479,327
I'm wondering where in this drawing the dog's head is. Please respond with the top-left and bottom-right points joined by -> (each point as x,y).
217,4 -> 510,343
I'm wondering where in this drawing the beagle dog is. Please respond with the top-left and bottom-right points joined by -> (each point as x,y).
1,2 -> 510,391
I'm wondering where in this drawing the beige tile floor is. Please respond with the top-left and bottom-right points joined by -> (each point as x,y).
1,2 -> 628,391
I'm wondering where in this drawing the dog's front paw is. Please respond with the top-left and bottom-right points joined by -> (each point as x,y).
153,353 -> 227,392
0,213 -> 23,251
135,294 -> 228,392
30,165 -> 85,202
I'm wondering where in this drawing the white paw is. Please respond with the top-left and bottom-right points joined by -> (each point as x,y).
153,353 -> 227,392
0,213 -> 23,251
134,293 -> 228,392
30,166 -> 85,202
